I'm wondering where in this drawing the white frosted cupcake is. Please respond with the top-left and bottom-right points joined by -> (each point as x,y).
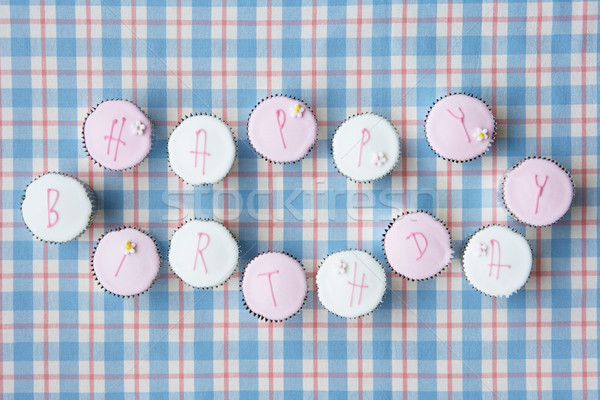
316,250 -> 387,318
332,113 -> 400,183
168,219 -> 239,289
21,172 -> 97,243
168,114 -> 236,185
462,225 -> 532,298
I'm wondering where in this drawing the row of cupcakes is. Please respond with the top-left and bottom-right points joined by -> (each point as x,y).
87,220 -> 387,321
80,94 -> 574,199
80,93 -> 493,185
20,153 -> 573,246
89,213 -> 537,321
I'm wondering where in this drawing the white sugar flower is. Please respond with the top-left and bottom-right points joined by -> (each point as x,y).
337,260 -> 347,274
290,104 -> 304,118
372,152 -> 387,167
123,241 -> 136,255
478,242 -> 488,257
133,121 -> 146,135
474,127 -> 488,141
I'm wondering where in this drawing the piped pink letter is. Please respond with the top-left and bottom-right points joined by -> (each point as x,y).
533,174 -> 548,214
114,254 -> 127,277
405,232 -> 428,260
190,128 -> 211,174
275,109 -> 287,149
257,270 -> 280,307
104,117 -> 127,161
193,232 -> 210,273
347,262 -> 368,307
47,188 -> 59,228
446,107 -> 470,143
488,239 -> 511,279
357,128 -> 371,167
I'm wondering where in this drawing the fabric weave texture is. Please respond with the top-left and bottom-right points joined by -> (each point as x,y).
1,1 -> 598,398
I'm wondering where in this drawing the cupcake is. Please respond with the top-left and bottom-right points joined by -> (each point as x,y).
316,250 -> 386,319
425,93 -> 495,162
462,225 -> 532,298
82,99 -> 153,170
168,219 -> 239,289
247,95 -> 317,163
92,226 -> 161,297
502,157 -> 574,227
331,113 -> 400,183
168,114 -> 236,185
241,252 -> 307,322
383,211 -> 453,280
21,172 -> 97,243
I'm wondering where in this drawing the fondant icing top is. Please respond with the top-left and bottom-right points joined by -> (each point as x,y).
463,225 -> 532,297
93,228 -> 160,296
247,96 -> 317,163
503,158 -> 573,226
83,100 -> 152,170
169,219 -> 239,288
384,212 -> 452,280
168,115 -> 236,185
425,94 -> 494,162
317,250 -> 386,318
332,113 -> 400,182
241,252 -> 307,321
21,173 -> 93,242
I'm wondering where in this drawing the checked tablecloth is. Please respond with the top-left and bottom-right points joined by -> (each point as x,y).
0,1 -> 598,398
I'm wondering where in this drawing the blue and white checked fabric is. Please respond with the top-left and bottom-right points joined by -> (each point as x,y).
1,1 -> 598,398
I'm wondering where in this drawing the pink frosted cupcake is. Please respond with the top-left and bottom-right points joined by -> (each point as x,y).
383,211 -> 453,280
425,93 -> 495,162
92,226 -> 161,297
82,99 -> 153,170
502,157 -> 574,227
247,95 -> 317,163
241,252 -> 308,322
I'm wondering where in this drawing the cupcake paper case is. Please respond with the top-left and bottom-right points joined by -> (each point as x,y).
82,99 -> 153,171
168,113 -> 237,185
462,225 -> 532,298
241,252 -> 308,322
316,250 -> 387,319
168,219 -> 240,289
92,226 -> 161,297
331,113 -> 401,183
21,172 -> 97,244
383,211 -> 453,281
247,95 -> 317,164
502,157 -> 574,227
425,93 -> 496,163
